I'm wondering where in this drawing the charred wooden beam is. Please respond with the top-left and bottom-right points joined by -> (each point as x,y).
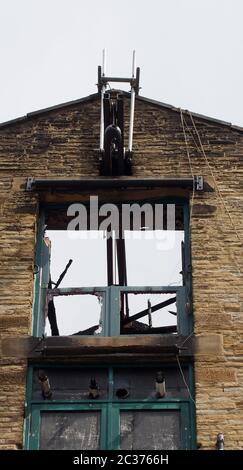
47,297 -> 59,336
1,334 -> 194,358
122,296 -> 177,326
121,324 -> 177,334
52,259 -> 73,288
48,260 -> 73,336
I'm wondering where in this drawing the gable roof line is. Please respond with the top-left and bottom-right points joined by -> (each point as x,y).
0,90 -> 242,132
0,93 -> 99,129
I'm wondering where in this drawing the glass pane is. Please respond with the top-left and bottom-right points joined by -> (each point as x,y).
120,410 -> 180,450
40,411 -> 100,450
120,293 -> 177,335
33,368 -> 108,400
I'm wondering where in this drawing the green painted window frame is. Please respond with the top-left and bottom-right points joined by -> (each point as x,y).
24,364 -> 196,450
32,198 -> 192,338
27,403 -> 107,450
110,402 -> 191,450
26,402 -> 192,450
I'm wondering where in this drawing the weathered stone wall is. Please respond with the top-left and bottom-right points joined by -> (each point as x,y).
0,94 -> 242,449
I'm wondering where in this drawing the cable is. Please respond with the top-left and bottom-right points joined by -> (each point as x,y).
176,355 -> 196,405
180,331 -> 194,348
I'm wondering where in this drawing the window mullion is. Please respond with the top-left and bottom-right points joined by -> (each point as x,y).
109,286 -> 120,336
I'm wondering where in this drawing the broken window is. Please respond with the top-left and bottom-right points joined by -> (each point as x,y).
34,201 -> 190,337
120,292 -> 177,335
45,292 -> 103,337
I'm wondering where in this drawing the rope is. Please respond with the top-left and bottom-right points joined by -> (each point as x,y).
189,112 -> 242,247
179,110 -> 242,273
183,117 -> 203,154
188,112 -> 242,274
180,109 -> 195,222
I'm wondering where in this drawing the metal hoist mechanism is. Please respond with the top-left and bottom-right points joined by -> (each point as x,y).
97,50 -> 140,176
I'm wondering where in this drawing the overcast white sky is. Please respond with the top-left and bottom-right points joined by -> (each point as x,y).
0,0 -> 243,125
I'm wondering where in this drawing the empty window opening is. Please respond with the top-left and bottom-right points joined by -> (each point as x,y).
45,294 -> 103,337
120,293 -> 177,335
36,203 -> 188,337
44,230 -> 106,337
124,230 -> 184,287
46,230 -> 107,288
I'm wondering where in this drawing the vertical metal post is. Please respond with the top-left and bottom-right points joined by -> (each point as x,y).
131,49 -> 136,77
128,50 -> 136,152
99,49 -> 106,151
102,48 -> 106,77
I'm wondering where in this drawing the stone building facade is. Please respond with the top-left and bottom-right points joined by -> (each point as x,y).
0,91 -> 242,449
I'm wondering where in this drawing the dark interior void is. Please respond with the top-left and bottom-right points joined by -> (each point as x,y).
45,203 -> 184,231
33,368 -> 109,400
43,203 -> 185,336
113,368 -> 189,399
40,411 -> 100,450
32,367 -> 189,401
120,410 -> 180,450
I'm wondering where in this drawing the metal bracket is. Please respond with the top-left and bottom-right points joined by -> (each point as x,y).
216,433 -> 224,450
195,176 -> 204,191
33,264 -> 40,275
26,177 -> 34,191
